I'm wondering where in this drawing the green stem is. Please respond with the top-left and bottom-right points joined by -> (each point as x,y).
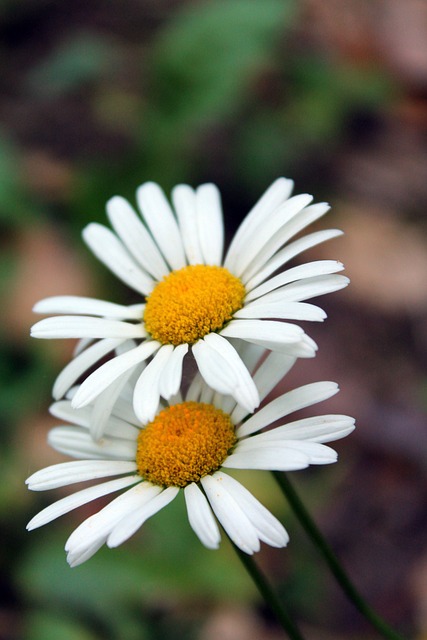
273,471 -> 408,640
231,540 -> 306,640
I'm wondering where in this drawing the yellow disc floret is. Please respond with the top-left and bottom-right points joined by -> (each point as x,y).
143,264 -> 245,345
136,402 -> 236,488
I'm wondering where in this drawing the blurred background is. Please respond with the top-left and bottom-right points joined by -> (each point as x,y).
1,0 -> 427,638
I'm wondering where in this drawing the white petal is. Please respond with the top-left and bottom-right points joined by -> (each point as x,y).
235,301 -> 326,322
233,194 -> 313,277
215,473 -> 288,547
172,184 -> 204,264
52,338 -> 126,400
67,538 -> 106,567
33,296 -> 144,320
237,381 -> 340,438
196,183 -> 224,265
224,178 -> 294,273
48,427 -> 137,460
199,382 -> 216,405
90,365 -> 140,441
71,340 -> 161,408
133,345 -> 174,422
50,400 -> 139,440
106,196 -> 169,280
83,223 -> 154,295
245,260 -> 344,302
230,352 -> 296,425
233,438 -> 338,465
253,274 -> 350,305
27,475 -> 140,530
253,414 -> 356,443
107,486 -> 179,548
136,182 -> 186,270
65,482 -> 161,558
241,203 -> 331,283
245,229 -> 343,291
223,448 -> 310,471
220,319 -> 304,345
193,334 -> 259,414
201,473 -> 260,554
158,343 -> 188,399
185,372 -> 205,402
26,460 -> 137,490
31,316 -> 146,340
73,337 -> 93,356
184,483 -> 221,549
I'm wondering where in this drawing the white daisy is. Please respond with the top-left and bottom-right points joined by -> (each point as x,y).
26,349 -> 355,567
31,178 -> 348,424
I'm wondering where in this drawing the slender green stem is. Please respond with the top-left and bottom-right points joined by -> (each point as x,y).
231,540 -> 306,640
273,471 -> 408,640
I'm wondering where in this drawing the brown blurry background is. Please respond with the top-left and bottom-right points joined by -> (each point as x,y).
1,1 -> 426,639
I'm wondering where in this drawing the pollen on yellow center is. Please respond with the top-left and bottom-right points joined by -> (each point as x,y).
136,402 -> 236,488
143,264 -> 246,346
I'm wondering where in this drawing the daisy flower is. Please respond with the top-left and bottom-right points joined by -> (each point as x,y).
26,348 -> 355,567
31,178 -> 348,424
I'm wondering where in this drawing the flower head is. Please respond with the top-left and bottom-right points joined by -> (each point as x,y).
26,348 -> 355,567
31,178 -> 348,427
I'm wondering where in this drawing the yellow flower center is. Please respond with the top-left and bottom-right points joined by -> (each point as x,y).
136,401 -> 236,488
143,264 -> 245,345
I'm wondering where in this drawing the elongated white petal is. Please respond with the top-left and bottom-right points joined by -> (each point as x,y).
255,274 -> 350,305
242,203 -> 331,283
221,319 -> 304,345
52,337 -> 126,400
50,400 -> 139,440
106,196 -> 169,280
67,538 -> 107,567
107,486 -> 179,548
90,365 -> 140,441
237,381 -> 340,438
230,352 -> 296,425
233,194 -> 313,277
33,296 -> 144,320
244,229 -> 343,291
233,438 -> 338,465
71,340 -> 161,408
201,473 -> 260,554
27,475 -> 140,530
185,372 -> 205,402
83,223 -> 154,295
65,482 -> 161,557
31,316 -> 146,340
196,183 -> 224,265
235,301 -> 326,322
224,178 -> 294,272
193,334 -> 259,413
223,448 -> 310,471
26,460 -> 137,491
133,345 -> 174,422
245,260 -> 344,303
184,483 -> 221,549
250,414 -> 356,443
215,473 -> 288,547
73,337 -> 93,356
158,343 -> 188,399
48,427 -> 137,460
136,182 -> 186,270
172,184 -> 204,264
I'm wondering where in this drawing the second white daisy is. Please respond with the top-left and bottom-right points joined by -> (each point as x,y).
26,350 -> 355,567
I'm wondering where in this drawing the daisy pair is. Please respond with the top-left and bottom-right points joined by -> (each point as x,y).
31,178 -> 348,432
26,346 -> 355,566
